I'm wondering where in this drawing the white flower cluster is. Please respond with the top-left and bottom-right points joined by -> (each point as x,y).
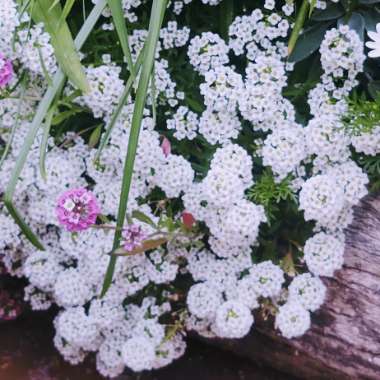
187,32 -> 229,74
351,126 -> 380,156
0,0 -> 20,57
75,64 -> 125,120
160,21 -> 190,49
167,105 -> 198,140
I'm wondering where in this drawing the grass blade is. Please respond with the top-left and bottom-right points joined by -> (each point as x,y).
94,48 -> 144,163
58,0 -> 76,29
4,0 -> 107,249
107,0 -> 135,76
39,105 -> 55,180
150,63 -> 157,126
101,0 -> 168,296
30,0 -> 90,93
288,0 -> 309,55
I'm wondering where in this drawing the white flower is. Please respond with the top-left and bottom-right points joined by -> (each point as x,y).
288,273 -> 326,312
304,232 -> 345,277
366,24 -> 380,58
213,300 -> 254,338
122,336 -> 156,372
248,261 -> 285,298
276,301 -> 311,338
187,282 -> 223,319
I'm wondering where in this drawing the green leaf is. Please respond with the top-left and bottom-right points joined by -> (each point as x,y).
132,210 -> 157,228
288,21 -> 333,63
4,0 -> 107,249
340,0 -> 355,12
88,124 -> 103,148
311,3 -> 345,21
51,107 -> 83,125
339,12 -> 365,41
30,0 -> 90,93
107,0 -> 135,76
368,80 -> 380,99
111,238 -> 168,256
219,0 -> 234,41
361,9 -> 380,31
101,0 -> 168,297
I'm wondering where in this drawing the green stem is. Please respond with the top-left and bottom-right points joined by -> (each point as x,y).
288,0 -> 309,56
101,0 -> 168,297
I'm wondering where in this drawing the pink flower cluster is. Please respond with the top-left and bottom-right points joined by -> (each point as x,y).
0,53 -> 13,88
122,224 -> 147,252
56,188 -> 100,232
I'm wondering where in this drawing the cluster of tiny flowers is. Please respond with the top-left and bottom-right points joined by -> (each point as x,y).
0,1 -> 375,377
262,122 -> 307,179
187,32 -> 229,74
351,126 -> 380,156
167,106 -> 199,140
122,224 -> 147,252
16,23 -> 57,77
56,188 -> 100,232
160,21 -> 190,49
75,64 -> 124,120
0,0 -> 20,56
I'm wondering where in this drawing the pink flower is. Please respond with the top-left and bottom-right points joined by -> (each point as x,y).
161,136 -> 171,157
122,224 -> 147,252
56,188 -> 100,232
0,54 -> 13,88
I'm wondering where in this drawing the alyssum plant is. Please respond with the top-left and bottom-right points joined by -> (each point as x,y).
0,0 -> 380,377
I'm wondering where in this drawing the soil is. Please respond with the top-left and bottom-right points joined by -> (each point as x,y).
0,311 -> 296,380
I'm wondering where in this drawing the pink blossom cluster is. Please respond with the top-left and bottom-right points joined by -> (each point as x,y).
0,53 -> 13,88
122,224 -> 147,252
56,188 -> 100,232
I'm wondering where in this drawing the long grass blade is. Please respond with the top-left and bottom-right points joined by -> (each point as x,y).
30,0 -> 90,92
3,0 -> 107,249
288,0 -> 309,55
107,0 -> 135,76
94,48 -> 144,163
58,0 -> 76,29
101,0 -> 168,296
39,105 -> 55,180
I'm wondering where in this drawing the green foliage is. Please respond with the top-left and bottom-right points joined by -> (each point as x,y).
343,93 -> 380,136
248,170 -> 297,220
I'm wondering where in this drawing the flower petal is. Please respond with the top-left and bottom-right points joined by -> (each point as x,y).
368,49 -> 380,58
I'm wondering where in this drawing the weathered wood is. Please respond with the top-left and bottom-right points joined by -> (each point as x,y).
203,194 -> 380,380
